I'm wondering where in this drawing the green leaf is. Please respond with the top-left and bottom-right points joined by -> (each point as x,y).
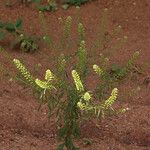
58,127 -> 67,138
65,0 -> 88,6
0,22 -> 5,28
57,143 -> 65,150
32,0 -> 41,3
15,18 -> 22,29
111,64 -> 120,71
5,23 -> 15,32
0,32 -> 5,40
65,138 -> 73,150
38,5 -> 48,11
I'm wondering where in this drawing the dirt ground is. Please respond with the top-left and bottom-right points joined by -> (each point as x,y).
0,0 -> 150,149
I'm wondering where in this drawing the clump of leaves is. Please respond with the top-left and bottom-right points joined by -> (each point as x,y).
11,34 -> 39,52
109,51 -> 140,80
62,0 -> 88,9
0,19 -> 39,52
0,18 -> 22,39
95,51 -> 140,81
38,0 -> 57,12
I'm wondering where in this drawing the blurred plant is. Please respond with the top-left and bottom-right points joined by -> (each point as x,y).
93,9 -> 127,57
76,6 -> 81,23
0,19 -> 39,52
60,16 -> 73,49
5,0 -> 90,10
15,34 -> 39,53
109,51 -> 140,79
62,0 -> 89,9
39,11 -> 54,49
21,0 -> 32,5
38,0 -> 57,12
77,22 -> 85,44
0,18 -> 22,40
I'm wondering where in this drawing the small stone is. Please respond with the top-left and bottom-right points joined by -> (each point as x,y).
133,2 -> 136,6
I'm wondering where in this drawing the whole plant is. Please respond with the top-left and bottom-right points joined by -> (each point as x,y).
13,40 -> 127,150
0,8 -> 140,150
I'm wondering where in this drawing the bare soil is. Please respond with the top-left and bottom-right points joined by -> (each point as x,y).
0,0 -> 150,149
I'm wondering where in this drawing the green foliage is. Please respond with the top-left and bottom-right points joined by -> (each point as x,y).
5,0 -> 90,10
108,51 -> 140,80
64,0 -> 89,6
32,0 -> 41,3
10,33 -> 39,52
62,0 -> 88,10
0,19 -> 39,52
0,32 -> 5,40
0,18 -> 22,38
38,0 -> 57,12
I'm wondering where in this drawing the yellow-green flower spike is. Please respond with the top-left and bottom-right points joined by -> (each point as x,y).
93,64 -> 103,76
83,92 -> 91,102
72,70 -> 84,92
77,101 -> 86,110
45,69 -> 55,81
78,23 -> 85,42
64,16 -> 72,37
13,59 -> 34,85
57,54 -> 66,73
35,79 -> 55,90
104,88 -> 118,108
79,40 -> 86,52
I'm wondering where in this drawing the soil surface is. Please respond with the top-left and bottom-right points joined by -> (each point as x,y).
0,0 -> 150,150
